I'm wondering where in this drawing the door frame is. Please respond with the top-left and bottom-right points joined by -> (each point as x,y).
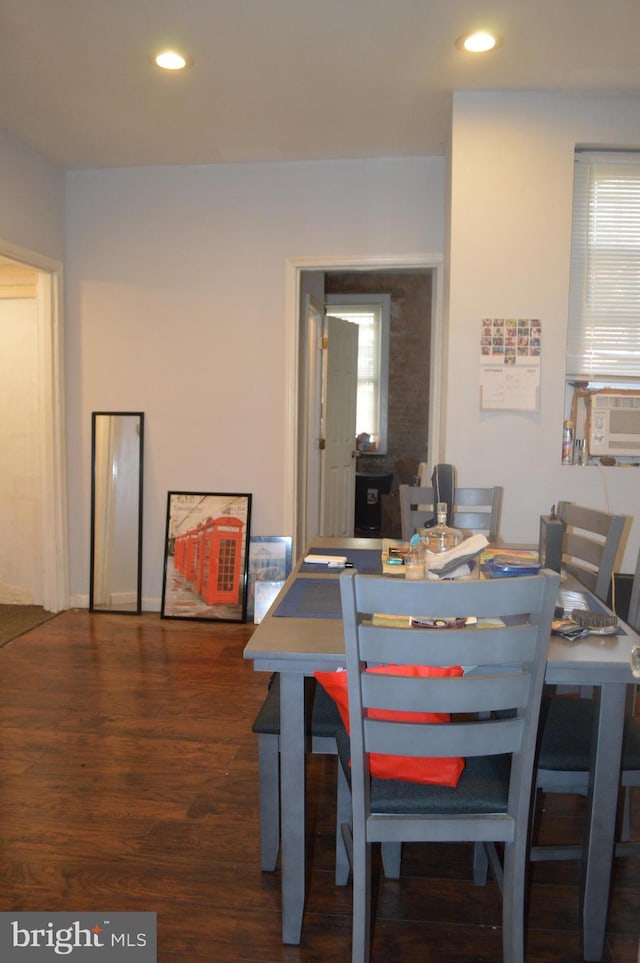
0,237 -> 68,612
285,253 -> 445,559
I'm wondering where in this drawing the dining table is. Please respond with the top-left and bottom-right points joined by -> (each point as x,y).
243,536 -> 639,961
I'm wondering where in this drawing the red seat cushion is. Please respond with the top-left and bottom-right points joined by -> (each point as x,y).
314,664 -> 465,787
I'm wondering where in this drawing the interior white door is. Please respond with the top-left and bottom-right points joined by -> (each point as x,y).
320,315 -> 359,536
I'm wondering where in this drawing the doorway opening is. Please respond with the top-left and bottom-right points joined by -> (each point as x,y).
0,244 -> 67,612
286,254 -> 444,557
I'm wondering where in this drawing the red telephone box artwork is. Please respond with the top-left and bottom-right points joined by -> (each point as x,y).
161,491 -> 252,623
184,527 -> 202,584
198,516 -> 244,605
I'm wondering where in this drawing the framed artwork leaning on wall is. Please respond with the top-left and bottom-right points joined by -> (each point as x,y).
246,535 -> 293,623
161,491 -> 252,623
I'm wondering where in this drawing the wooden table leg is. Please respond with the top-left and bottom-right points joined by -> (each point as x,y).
279,671 -> 306,944
581,682 -> 626,962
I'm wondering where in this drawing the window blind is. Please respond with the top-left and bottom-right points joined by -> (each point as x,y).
567,151 -> 640,380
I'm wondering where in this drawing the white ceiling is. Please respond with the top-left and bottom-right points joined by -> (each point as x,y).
2,0 -> 640,170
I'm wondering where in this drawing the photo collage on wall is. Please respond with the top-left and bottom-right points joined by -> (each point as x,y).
480,318 -> 542,366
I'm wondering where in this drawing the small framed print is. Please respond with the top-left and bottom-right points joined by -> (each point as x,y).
247,535 -> 293,623
161,491 -> 252,622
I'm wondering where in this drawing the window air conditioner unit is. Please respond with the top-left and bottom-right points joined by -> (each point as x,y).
588,391 -> 640,457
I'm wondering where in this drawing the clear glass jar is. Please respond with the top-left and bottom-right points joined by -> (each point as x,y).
404,544 -> 425,579
420,503 -> 463,556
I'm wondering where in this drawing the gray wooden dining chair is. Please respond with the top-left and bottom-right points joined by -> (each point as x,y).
399,483 -> 502,542
556,500 -> 626,603
398,462 -> 455,537
398,484 -> 436,539
453,485 -> 503,541
553,501 -> 626,700
333,567 -> 559,963
251,673 -> 342,870
531,542 -> 640,862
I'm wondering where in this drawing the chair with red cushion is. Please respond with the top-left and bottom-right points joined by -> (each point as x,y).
334,568 -> 558,963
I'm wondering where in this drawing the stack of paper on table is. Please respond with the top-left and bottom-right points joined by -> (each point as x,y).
371,614 -> 502,630
481,546 -> 540,578
480,547 -> 539,565
371,614 -> 478,628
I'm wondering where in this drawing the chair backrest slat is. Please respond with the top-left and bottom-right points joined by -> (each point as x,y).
362,671 -> 532,715
360,623 -> 540,667
364,716 -> 525,758
353,569 -> 549,620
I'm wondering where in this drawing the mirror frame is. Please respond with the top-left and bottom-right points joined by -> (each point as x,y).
89,411 -> 144,614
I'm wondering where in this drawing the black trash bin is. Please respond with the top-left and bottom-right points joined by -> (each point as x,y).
355,472 -> 393,536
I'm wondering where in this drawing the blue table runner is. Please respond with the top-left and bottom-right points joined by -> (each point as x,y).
274,578 -> 342,619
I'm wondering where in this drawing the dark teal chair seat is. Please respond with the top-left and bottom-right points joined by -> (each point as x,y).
336,728 -> 511,814
538,695 -> 640,772
531,694 -> 640,860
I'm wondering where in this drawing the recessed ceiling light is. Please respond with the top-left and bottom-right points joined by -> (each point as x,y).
455,31 -> 499,54
154,50 -> 191,70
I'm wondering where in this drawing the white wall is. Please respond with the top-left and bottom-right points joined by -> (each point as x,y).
0,131 -> 65,261
0,133 -> 65,609
446,92 -> 640,572
65,157 -> 445,607
5,96 -> 640,607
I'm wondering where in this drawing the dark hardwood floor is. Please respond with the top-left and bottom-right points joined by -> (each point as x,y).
0,611 -> 637,962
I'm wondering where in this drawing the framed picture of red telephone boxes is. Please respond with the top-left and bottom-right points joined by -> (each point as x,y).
161,491 -> 252,622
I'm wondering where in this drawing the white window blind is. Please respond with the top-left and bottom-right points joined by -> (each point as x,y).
567,151 -> 640,380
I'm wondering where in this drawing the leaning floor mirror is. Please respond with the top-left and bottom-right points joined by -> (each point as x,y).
90,411 -> 144,614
